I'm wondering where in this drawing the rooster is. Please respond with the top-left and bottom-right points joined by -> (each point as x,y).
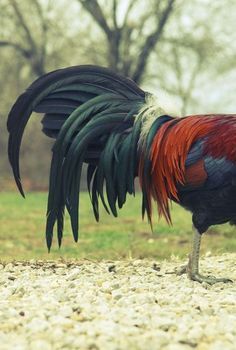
7,65 -> 234,284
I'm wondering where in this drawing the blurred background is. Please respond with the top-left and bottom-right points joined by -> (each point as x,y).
0,0 -> 235,260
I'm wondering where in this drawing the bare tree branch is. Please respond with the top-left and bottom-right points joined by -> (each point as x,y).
132,0 -> 176,83
79,0 -> 123,69
122,0 -> 138,29
0,40 -> 31,58
9,0 -> 36,51
112,0 -> 118,30
31,0 -> 49,69
79,0 -> 112,39
78,0 -> 176,81
32,0 -> 48,35
0,1 -> 48,76
136,11 -> 153,39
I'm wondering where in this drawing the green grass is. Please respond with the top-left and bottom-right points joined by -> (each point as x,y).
0,192 -> 235,261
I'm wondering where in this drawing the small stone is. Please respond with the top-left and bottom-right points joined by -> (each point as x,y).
8,276 -> 16,281
72,305 -> 82,314
56,263 -> 67,268
112,290 -> 123,300
159,318 -> 177,332
165,344 -> 190,350
67,269 -> 81,281
153,263 -> 161,271
60,306 -> 72,318
15,286 -> 26,296
27,318 -> 49,333
108,264 -> 116,273
132,260 -> 143,267
4,263 -> 14,272
205,251 -> 212,257
30,339 -> 52,350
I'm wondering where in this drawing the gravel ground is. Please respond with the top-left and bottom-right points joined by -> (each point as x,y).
0,254 -> 235,350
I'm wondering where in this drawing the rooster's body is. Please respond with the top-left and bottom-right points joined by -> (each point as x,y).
8,65 -> 234,284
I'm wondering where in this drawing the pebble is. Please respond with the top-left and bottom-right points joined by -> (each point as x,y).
26,318 -> 49,332
0,254 -> 235,350
29,340 -> 52,350
111,290 -> 123,300
66,269 -> 81,281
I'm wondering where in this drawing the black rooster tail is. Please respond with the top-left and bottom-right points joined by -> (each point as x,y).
7,65 -> 147,249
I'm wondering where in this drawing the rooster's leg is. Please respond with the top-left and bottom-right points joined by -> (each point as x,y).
187,227 -> 233,284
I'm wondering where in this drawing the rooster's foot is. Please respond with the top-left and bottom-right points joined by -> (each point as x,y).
176,264 -> 232,284
188,272 -> 233,285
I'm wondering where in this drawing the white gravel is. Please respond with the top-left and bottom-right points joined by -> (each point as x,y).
0,254 -> 235,350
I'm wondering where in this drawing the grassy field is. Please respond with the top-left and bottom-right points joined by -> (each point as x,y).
0,192 -> 235,261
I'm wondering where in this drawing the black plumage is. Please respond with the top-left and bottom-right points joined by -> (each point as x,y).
7,65 -> 146,249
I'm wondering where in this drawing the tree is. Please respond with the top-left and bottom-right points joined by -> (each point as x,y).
0,0 -> 51,76
78,0 -> 176,84
143,0 -> 236,114
151,29 -> 220,114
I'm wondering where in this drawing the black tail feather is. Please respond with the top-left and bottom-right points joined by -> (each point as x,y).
7,65 -> 146,249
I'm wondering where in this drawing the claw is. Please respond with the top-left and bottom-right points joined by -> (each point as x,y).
188,272 -> 233,285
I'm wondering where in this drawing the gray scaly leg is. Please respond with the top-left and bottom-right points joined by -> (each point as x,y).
177,227 -> 233,284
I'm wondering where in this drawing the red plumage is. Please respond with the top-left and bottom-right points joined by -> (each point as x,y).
185,160 -> 207,187
141,114 -> 236,223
